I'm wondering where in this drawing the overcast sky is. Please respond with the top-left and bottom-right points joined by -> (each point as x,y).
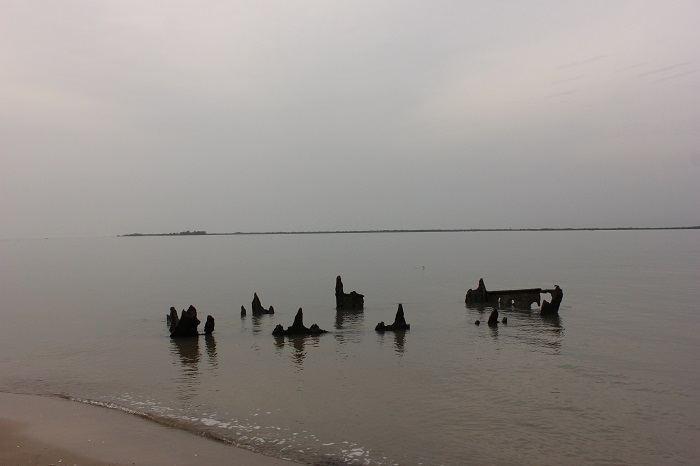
1,1 -> 698,237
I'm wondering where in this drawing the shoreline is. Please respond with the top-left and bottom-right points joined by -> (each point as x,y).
0,392 -> 296,466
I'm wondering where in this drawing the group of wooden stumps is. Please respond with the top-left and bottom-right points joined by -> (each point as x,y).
167,276 -> 562,338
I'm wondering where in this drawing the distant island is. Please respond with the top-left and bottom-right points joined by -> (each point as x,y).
120,226 -> 699,237
121,230 -> 207,237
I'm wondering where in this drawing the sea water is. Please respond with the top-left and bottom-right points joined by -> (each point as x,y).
1,230 -> 698,465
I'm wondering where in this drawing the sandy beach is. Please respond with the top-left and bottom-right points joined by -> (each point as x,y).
0,392 -> 296,466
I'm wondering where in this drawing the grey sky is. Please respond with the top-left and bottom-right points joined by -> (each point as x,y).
1,1 -> 698,237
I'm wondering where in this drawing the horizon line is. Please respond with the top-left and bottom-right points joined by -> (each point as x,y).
3,226 -> 699,241
119,226 -> 700,237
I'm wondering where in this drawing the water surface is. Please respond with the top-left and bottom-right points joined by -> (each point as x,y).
1,231 -> 698,465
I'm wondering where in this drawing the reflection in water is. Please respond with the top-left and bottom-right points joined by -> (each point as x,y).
251,315 -> 263,334
489,324 -> 499,340
251,314 -> 275,334
541,314 -> 562,329
467,306 -> 565,354
376,330 -> 408,355
169,337 -> 200,402
532,314 -> 564,354
204,334 -> 218,369
333,310 -> 365,346
466,303 -> 489,317
392,330 -> 407,354
512,313 -> 564,354
291,336 -> 306,369
335,310 -> 364,330
273,335 -> 324,372
273,335 -> 305,370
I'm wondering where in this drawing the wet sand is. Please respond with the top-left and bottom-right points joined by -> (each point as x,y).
0,392 -> 296,465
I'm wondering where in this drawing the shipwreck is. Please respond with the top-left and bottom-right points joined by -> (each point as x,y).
465,278 -> 563,315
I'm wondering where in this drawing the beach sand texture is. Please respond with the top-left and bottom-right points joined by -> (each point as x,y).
0,392 -> 295,466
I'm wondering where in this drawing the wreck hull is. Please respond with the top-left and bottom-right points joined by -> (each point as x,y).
465,279 -> 559,312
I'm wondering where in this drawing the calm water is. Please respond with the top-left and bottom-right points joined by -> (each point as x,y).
1,231 -> 698,465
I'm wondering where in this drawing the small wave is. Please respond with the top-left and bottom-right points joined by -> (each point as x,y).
53,394 -> 273,455
54,394 -> 389,465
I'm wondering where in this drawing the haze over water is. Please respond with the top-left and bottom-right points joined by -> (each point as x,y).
1,230 -> 698,465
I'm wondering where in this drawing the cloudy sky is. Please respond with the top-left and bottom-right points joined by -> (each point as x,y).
1,1 -> 698,237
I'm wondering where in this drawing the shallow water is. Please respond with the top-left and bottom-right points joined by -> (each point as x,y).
1,231 -> 698,465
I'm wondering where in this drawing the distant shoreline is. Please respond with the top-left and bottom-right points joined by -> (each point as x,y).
120,226 -> 700,237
